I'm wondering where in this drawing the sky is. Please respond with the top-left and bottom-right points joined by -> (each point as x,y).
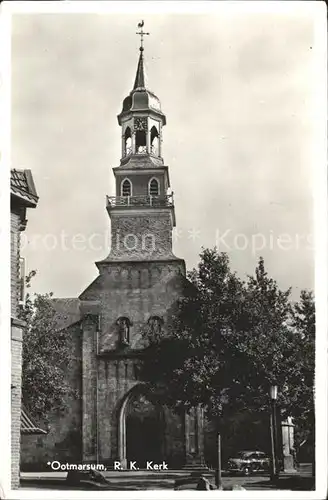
10,4 -> 320,300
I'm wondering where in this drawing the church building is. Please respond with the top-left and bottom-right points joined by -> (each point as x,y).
21,30 -> 205,470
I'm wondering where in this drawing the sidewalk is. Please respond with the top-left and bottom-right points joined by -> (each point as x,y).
175,470 -> 315,491
19,466 -> 315,491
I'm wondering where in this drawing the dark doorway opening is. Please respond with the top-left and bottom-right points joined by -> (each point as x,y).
126,394 -> 163,468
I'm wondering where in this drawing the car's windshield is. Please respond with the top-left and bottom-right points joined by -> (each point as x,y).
236,451 -> 250,458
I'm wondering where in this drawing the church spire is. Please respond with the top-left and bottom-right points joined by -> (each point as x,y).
133,21 -> 150,90
133,48 -> 147,90
117,21 -> 166,159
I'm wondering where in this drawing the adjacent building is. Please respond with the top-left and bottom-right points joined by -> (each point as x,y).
11,168 -> 42,487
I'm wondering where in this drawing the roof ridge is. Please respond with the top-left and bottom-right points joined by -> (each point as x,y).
51,297 -> 79,301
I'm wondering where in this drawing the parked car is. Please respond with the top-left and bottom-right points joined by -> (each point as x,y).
226,450 -> 270,476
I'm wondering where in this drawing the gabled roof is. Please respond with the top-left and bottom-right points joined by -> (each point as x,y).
51,298 -> 81,332
21,407 -> 47,435
10,169 -> 39,207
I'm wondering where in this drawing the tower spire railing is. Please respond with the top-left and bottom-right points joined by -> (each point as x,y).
106,193 -> 174,210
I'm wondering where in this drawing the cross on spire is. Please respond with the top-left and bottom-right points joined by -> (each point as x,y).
136,20 -> 150,51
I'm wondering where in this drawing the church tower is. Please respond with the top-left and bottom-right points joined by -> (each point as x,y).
20,25 -> 206,473
77,26 -> 196,469
105,37 -> 177,262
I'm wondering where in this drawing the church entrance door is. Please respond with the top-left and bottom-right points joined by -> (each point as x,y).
125,393 -> 163,468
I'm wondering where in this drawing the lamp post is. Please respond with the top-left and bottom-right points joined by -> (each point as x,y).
215,432 -> 222,489
269,385 -> 279,482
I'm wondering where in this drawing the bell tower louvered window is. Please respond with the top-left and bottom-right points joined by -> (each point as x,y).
121,179 -> 132,197
150,126 -> 159,156
124,127 -> 132,156
149,178 -> 159,196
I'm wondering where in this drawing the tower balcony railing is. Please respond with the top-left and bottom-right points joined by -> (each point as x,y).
136,146 -> 147,155
106,193 -> 174,209
123,145 -> 158,157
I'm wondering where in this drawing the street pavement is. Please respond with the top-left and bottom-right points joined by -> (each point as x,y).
19,464 -> 314,491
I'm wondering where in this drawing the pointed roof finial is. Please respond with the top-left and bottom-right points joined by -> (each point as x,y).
133,21 -> 150,90
136,20 -> 150,52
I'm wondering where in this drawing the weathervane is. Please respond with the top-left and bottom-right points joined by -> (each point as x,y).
136,20 -> 150,51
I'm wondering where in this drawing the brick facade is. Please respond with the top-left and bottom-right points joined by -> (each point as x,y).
10,170 -> 38,488
11,320 -> 24,487
11,204 -> 24,488
11,210 -> 21,318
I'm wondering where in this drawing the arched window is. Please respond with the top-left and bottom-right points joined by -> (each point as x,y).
124,127 -> 132,156
149,178 -> 159,196
147,316 -> 163,338
121,178 -> 132,197
135,130 -> 147,154
150,126 -> 159,156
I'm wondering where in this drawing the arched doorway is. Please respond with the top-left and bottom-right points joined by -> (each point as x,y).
118,386 -> 165,468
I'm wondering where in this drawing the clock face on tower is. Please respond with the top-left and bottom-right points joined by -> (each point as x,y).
134,117 -> 147,131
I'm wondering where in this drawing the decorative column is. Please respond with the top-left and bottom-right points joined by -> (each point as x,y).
131,131 -> 136,154
281,416 -> 296,472
146,127 -> 151,154
121,133 -> 125,157
158,128 -> 162,157
183,406 -> 207,471
117,360 -> 130,469
82,314 -> 98,463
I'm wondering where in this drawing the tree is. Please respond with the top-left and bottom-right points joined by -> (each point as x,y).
290,290 -> 315,457
139,250 -> 314,427
19,272 -> 76,423
140,249 -> 245,418
223,256 -> 296,415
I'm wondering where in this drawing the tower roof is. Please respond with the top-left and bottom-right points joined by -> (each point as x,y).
118,40 -> 166,124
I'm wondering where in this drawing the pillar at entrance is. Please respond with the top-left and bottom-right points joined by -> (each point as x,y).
183,406 -> 208,471
82,313 -> 99,463
281,416 -> 296,472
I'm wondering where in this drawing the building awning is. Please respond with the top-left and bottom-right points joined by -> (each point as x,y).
21,409 -> 47,435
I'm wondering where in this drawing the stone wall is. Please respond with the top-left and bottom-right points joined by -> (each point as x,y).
96,358 -> 185,467
81,260 -> 186,351
97,358 -> 138,463
108,212 -> 176,260
79,258 -> 187,466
